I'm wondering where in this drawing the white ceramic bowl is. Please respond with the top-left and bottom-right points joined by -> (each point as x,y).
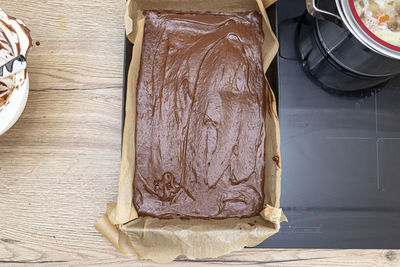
0,74 -> 29,135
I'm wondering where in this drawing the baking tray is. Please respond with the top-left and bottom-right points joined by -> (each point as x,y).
120,3 -> 279,249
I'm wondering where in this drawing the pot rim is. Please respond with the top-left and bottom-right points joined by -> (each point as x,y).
338,0 -> 400,60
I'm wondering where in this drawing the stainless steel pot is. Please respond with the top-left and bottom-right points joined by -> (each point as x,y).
299,0 -> 400,92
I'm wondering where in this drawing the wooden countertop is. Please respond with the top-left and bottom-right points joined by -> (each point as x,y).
0,1 -> 398,266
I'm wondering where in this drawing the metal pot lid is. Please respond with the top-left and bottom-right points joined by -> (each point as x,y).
340,0 -> 400,59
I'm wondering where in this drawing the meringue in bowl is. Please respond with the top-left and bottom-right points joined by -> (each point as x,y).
0,8 -> 32,135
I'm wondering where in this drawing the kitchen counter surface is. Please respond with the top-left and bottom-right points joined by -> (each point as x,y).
0,1 -> 398,266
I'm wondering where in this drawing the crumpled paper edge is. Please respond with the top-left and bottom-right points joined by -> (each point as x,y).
96,0 -> 285,263
96,204 -> 281,263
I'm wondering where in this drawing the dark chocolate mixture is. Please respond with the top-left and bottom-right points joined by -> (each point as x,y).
134,10 -> 266,219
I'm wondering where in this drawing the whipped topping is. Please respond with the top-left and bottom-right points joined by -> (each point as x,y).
0,8 -> 32,109
0,27 -> 14,67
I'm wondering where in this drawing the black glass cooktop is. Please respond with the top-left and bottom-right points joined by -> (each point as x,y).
259,0 -> 400,248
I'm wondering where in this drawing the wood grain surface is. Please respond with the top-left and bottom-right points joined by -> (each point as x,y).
0,1 -> 398,266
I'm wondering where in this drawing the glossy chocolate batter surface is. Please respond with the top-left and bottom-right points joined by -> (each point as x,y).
134,10 -> 266,219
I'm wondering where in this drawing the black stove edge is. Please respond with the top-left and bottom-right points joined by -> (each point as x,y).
122,35 -> 133,148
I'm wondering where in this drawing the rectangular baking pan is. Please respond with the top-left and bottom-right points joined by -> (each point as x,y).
120,3 -> 279,249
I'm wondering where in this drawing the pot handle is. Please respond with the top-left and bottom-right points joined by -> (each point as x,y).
306,0 -> 342,26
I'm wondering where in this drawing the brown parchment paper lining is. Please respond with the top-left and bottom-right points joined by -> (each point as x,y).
95,0 -> 286,263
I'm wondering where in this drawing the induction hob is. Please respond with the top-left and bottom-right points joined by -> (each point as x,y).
259,0 -> 400,248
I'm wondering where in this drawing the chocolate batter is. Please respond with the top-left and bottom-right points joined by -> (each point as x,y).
134,10 -> 266,219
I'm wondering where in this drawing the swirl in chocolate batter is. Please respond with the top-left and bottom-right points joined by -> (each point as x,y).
0,9 -> 32,110
134,10 -> 266,219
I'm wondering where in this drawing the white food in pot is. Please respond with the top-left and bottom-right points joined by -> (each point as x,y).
354,0 -> 400,46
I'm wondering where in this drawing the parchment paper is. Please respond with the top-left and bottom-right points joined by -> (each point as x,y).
95,0 -> 286,263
